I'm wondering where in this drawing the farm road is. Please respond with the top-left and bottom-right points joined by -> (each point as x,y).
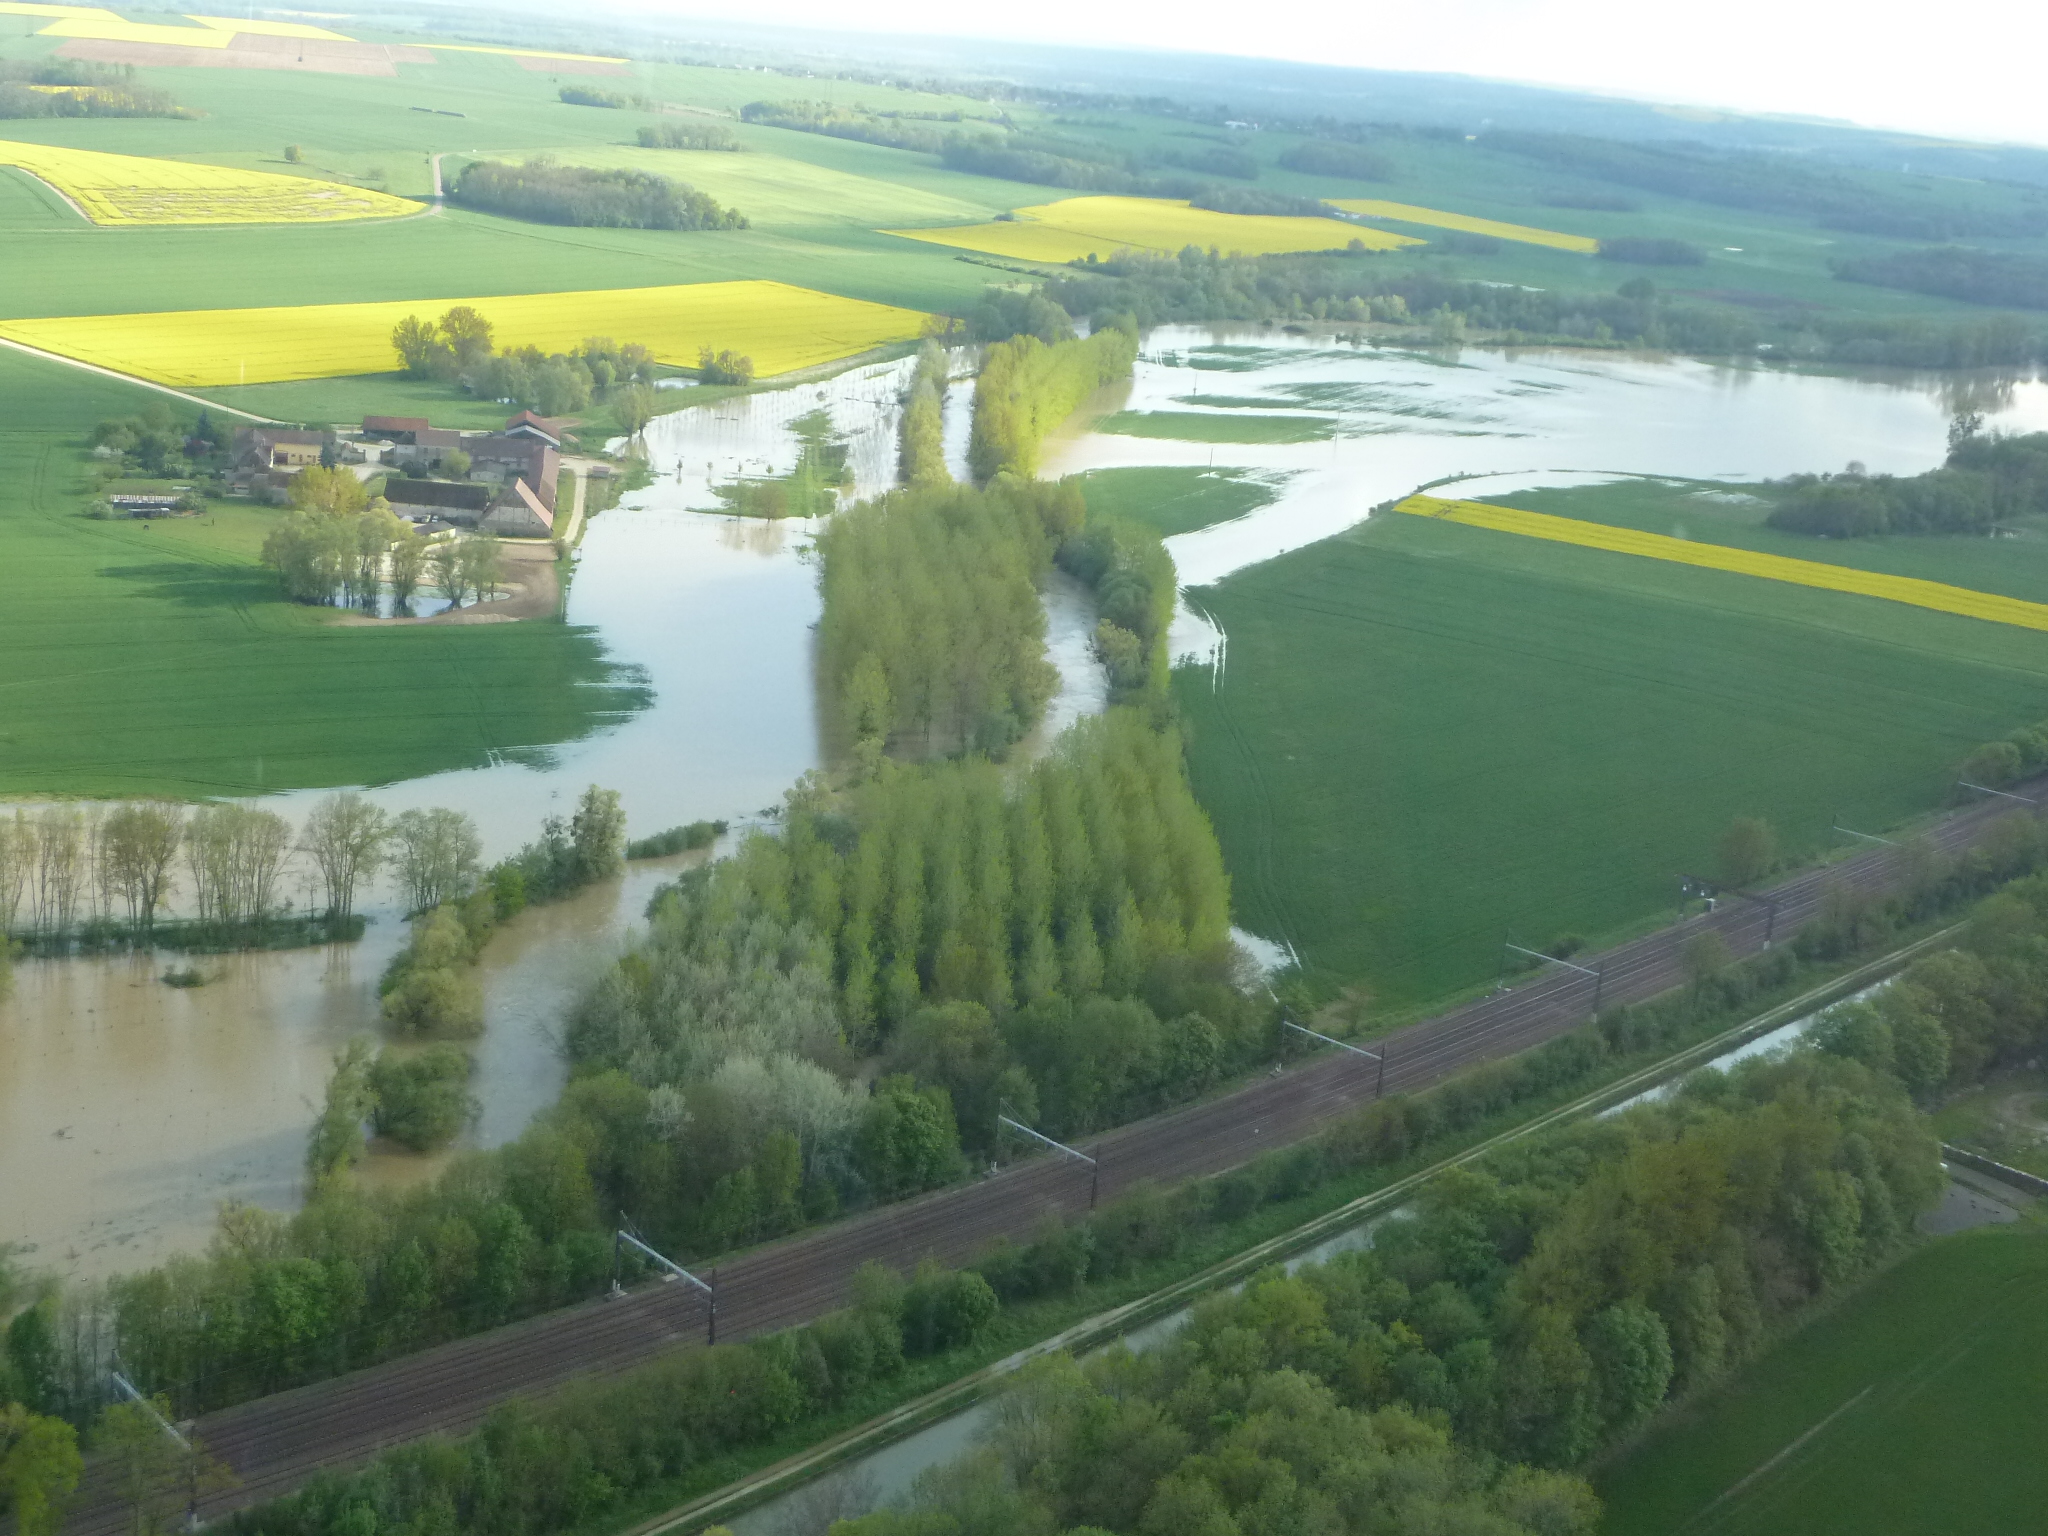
56,776 -> 2048,1533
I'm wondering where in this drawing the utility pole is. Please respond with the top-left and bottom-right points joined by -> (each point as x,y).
1678,875 -> 1781,947
1503,941 -> 1604,1012
110,1368 -> 200,1534
999,1109 -> 1100,1208
613,1228 -> 718,1344
1281,1019 -> 1388,1097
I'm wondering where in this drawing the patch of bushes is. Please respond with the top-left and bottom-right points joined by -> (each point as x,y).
625,820 -> 729,859
636,120 -> 740,151
451,157 -> 747,231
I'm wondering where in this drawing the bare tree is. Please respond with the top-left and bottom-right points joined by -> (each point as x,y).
102,803 -> 184,929
32,808 -> 82,935
301,793 -> 389,923
429,540 -> 469,607
458,534 -> 503,604
0,810 -> 27,934
388,528 -> 429,609
390,807 -> 483,913
186,805 -> 293,929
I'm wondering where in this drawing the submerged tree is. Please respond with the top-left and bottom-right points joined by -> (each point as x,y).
301,792 -> 388,924
390,808 -> 483,914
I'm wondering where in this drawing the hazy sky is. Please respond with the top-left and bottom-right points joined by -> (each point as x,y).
644,0 -> 2048,148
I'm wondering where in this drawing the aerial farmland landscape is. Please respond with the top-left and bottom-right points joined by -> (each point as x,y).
2,2 -> 2047,1534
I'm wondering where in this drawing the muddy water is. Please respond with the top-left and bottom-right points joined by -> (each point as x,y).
0,856 -> 706,1281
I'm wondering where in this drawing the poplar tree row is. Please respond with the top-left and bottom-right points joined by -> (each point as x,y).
815,478 -> 1079,760
897,340 -> 951,488
968,320 -> 1139,480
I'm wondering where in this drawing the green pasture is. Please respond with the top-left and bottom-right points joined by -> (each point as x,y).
1598,1227 -> 2048,1536
1102,410 -> 1335,444
1178,508 -> 2048,1006
1074,465 -> 1282,538
0,348 -> 646,800
1494,478 -> 2048,605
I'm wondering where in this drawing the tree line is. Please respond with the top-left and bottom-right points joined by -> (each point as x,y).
897,340 -> 950,488
390,304 -> 661,423
816,478 -> 1071,760
1835,244 -> 2048,312
1038,246 -> 2048,370
636,120 -> 741,151
1766,428 -> 2048,537
838,1047 -> 1933,1536
568,708 -> 1250,1162
970,321 -> 1139,480
13,788 -> 2048,1530
0,59 -> 189,119
1484,129 -> 2048,241
261,465 -> 505,612
1276,137 -> 1395,180
0,789 -> 455,949
450,157 -> 748,231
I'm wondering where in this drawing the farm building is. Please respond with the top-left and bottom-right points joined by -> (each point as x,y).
383,478 -> 491,523
467,433 -> 559,512
232,426 -> 330,471
481,477 -> 555,538
502,410 -> 563,449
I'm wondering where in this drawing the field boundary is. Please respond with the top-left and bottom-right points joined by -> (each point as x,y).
619,926 -> 1959,1536
0,333 -> 278,421
1396,492 -> 2048,632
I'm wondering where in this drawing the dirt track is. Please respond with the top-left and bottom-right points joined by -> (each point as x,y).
55,777 -> 2046,1532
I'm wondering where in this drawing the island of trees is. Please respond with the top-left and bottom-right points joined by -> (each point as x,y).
450,157 -> 747,230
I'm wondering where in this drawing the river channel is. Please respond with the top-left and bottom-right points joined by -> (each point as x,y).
5,331 -> 2045,1284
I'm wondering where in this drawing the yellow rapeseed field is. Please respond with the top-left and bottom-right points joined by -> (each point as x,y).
0,3 -> 619,57
1330,200 -> 1599,253
188,14 -> 357,39
1397,494 -> 2048,633
0,139 -> 419,224
0,281 -> 930,388
889,195 -> 1420,263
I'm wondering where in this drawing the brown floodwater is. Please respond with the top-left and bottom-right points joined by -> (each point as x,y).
0,856 -> 702,1283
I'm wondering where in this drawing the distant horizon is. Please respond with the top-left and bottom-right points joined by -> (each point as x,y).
601,0 -> 2048,151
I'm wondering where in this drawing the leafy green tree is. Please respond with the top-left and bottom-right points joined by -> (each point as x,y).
568,784 -> 626,883
856,1076 -> 961,1198
1582,1299 -> 1672,1434
391,808 -> 483,914
437,305 -> 494,369
370,1045 -> 478,1151
1716,816 -> 1778,888
1682,930 -> 1732,990
305,1039 -> 376,1187
0,1403 -> 83,1536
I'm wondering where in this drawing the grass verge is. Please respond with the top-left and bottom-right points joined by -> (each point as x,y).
1179,505 -> 2048,1005
1597,1223 -> 2048,1536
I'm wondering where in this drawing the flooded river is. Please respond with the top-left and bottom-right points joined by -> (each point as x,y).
7,332 -> 2047,1282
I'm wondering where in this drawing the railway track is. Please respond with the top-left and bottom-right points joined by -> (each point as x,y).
57,780 -> 2042,1533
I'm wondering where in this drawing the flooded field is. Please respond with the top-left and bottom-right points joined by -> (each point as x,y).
9,332 -> 2047,1282
1044,329 -> 2048,663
